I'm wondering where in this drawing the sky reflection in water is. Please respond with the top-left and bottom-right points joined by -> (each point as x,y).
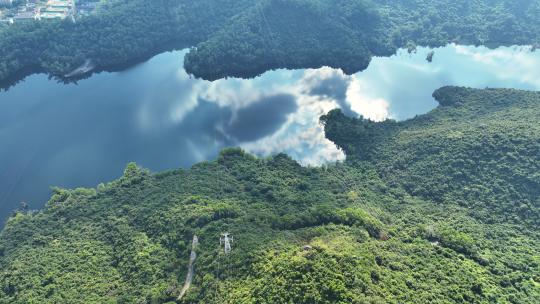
1,44 -> 540,219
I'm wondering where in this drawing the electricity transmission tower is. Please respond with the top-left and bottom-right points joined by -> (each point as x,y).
220,233 -> 233,254
214,233 -> 235,303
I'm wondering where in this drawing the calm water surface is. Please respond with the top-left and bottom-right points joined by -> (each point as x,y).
1,45 -> 539,221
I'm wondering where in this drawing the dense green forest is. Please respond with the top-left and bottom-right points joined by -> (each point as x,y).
1,87 -> 538,303
0,0 -> 253,87
1,0 -> 539,85
322,86 -> 540,227
184,0 -> 540,80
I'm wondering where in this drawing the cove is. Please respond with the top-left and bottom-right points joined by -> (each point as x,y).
1,44 -> 539,222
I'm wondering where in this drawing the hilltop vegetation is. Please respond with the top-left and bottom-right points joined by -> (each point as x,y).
184,0 -> 540,80
1,0 -> 540,86
1,87 -> 539,303
322,86 -> 540,227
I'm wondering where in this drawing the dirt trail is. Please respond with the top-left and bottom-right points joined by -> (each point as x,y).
178,235 -> 199,301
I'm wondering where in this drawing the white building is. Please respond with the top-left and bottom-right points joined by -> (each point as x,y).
39,0 -> 74,19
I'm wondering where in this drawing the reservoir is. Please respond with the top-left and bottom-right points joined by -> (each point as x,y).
1,45 -> 539,222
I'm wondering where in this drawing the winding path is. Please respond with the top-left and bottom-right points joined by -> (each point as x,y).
178,235 -> 199,301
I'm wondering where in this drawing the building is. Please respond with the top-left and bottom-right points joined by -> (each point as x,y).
14,11 -> 36,22
39,0 -> 74,19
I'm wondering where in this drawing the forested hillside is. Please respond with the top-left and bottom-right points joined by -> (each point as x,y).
0,0 -> 253,87
322,87 -> 540,227
1,87 -> 538,303
184,0 -> 540,80
1,0 -> 539,86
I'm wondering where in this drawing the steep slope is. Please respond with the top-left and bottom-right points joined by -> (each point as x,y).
1,87 -> 539,303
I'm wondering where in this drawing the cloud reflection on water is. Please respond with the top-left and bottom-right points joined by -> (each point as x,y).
1,45 -> 540,219
162,44 -> 540,166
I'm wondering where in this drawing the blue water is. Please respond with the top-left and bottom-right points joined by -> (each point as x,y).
1,45 -> 539,222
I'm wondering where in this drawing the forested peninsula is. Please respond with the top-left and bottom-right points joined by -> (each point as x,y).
1,0 -> 539,86
1,87 -> 538,303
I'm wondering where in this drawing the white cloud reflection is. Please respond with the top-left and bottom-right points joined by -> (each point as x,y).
135,45 -> 540,166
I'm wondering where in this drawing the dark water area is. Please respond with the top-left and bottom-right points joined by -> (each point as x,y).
1,45 -> 539,223
0,51 -> 300,221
